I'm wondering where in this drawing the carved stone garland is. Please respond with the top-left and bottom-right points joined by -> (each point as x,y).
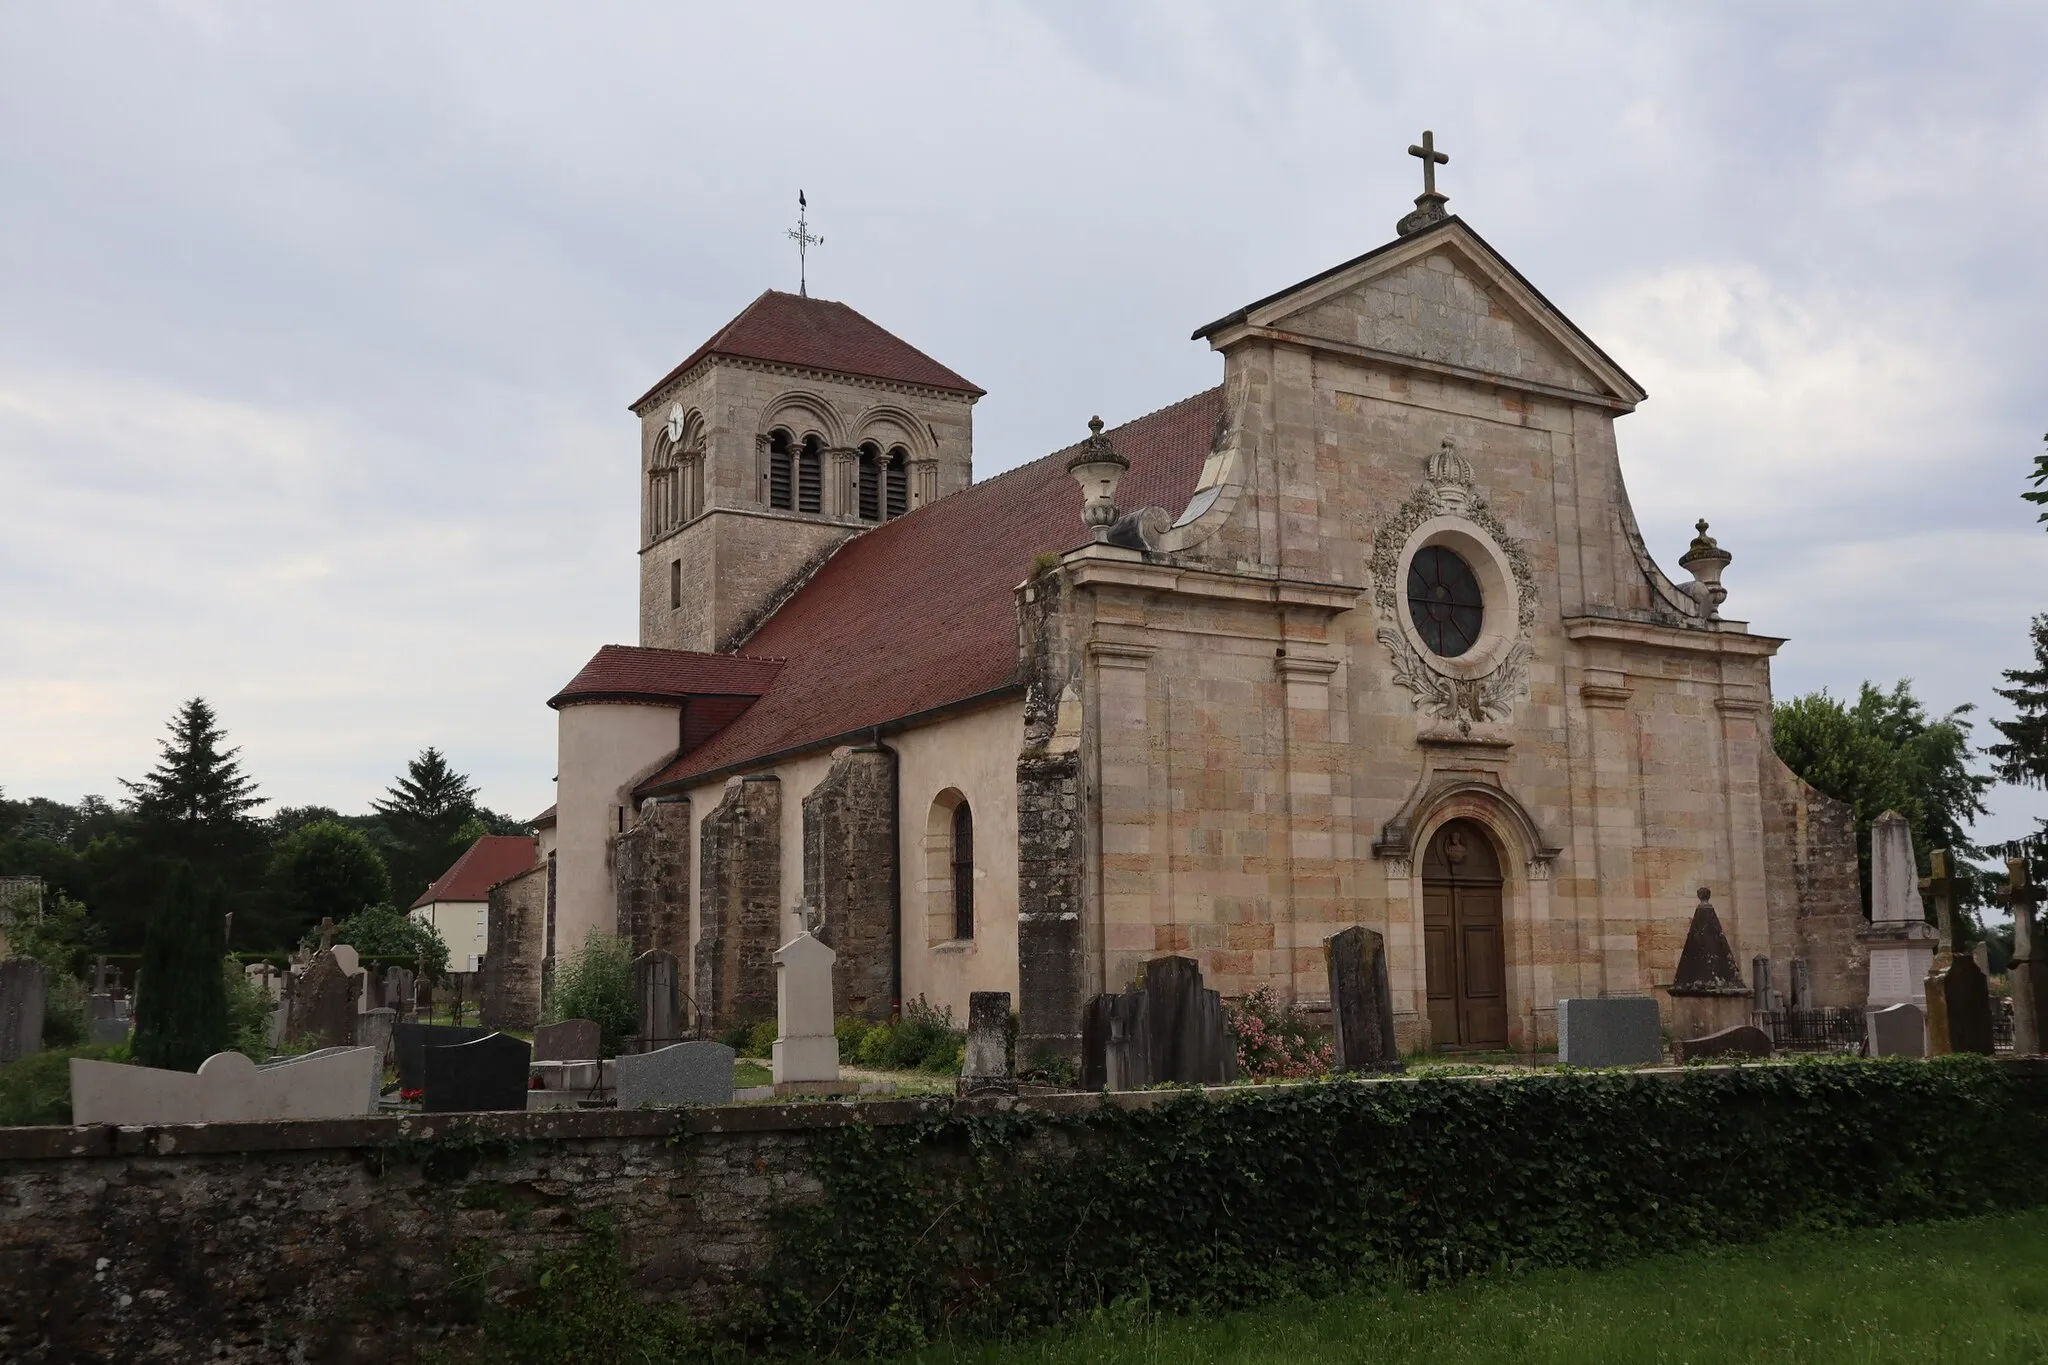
1369,439 -> 1538,734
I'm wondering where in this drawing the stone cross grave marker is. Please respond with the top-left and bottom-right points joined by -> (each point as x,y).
290,950 -> 358,1049
616,1040 -> 736,1108
772,931 -> 839,1085
0,958 -> 46,1065
393,1021 -> 487,1094
1081,955 -> 1238,1090
1858,811 -> 1940,1007
1921,848 -> 1993,1056
1867,1001 -> 1927,1058
1557,997 -> 1662,1067
634,949 -> 682,1052
533,1018 -> 602,1063
958,991 -> 1016,1096
1326,926 -> 1401,1073
421,1032 -> 532,1113
2000,854 -> 2046,1056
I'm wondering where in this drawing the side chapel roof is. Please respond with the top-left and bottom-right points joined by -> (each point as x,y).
632,289 -> 985,409
410,834 -> 540,910
636,387 -> 1224,794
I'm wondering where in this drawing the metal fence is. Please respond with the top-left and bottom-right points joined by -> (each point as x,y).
1993,1009 -> 2015,1054
1752,1008 -> 1866,1054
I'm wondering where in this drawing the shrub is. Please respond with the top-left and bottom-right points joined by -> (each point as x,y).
311,902 -> 450,981
745,1019 -> 778,1059
131,864 -> 230,1072
0,1043 -> 127,1126
1224,985 -> 1334,1080
850,997 -> 963,1073
224,957 -> 276,1060
545,933 -> 636,1057
41,973 -> 88,1049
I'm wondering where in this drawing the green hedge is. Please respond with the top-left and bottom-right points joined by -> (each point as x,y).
459,1058 -> 2048,1360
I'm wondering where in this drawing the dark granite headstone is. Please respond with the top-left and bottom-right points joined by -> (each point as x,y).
1672,1024 -> 1773,1063
290,950 -> 358,1049
1925,953 -> 1994,1056
1081,955 -> 1237,1090
1326,926 -> 1401,1073
0,958 -> 46,1064
421,1032 -> 532,1113
1867,1002 -> 1926,1058
394,1021 -> 488,1093
1557,997 -> 1662,1067
635,949 -> 682,1051
533,1018 -> 601,1062
958,991 -> 1016,1096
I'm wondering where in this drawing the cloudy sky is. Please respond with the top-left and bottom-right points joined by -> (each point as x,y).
4,2 -> 2045,841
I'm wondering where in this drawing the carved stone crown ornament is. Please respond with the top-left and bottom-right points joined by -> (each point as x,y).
1369,438 -> 1539,735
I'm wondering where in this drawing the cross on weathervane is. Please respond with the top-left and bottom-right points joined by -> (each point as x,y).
1408,129 -> 1449,197
788,190 -> 823,298
1396,130 -> 1453,236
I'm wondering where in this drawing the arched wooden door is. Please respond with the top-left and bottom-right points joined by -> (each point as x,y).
1422,819 -> 1508,1048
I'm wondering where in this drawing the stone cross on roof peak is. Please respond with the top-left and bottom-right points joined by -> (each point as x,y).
1397,130 -> 1453,237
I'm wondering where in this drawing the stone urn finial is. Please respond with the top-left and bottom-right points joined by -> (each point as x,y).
1067,415 -> 1130,540
1679,519 -> 1733,619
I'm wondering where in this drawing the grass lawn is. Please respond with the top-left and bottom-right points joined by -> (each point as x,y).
898,1209 -> 2048,1364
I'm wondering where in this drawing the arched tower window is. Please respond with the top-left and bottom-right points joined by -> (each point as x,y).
767,429 -> 794,510
951,800 -> 975,940
798,434 -> 824,514
857,443 -> 882,522
885,446 -> 909,519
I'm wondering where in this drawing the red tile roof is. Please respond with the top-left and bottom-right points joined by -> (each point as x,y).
411,834 -> 539,909
633,290 -> 984,409
639,387 -> 1224,793
549,646 -> 784,709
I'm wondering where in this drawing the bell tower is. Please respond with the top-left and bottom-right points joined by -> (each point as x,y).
630,290 -> 982,653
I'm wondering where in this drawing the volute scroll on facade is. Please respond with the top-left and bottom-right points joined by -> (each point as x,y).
1368,438 -> 1539,735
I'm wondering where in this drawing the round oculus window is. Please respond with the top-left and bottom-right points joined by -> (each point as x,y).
1407,545 -> 1483,658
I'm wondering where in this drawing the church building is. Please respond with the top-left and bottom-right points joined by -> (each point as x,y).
482,153 -> 1864,1059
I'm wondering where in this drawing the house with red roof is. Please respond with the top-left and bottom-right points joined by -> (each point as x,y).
480,159 -> 1863,1058
410,834 -> 538,972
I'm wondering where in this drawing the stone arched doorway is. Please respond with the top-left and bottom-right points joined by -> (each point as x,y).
1422,819 -> 1507,1049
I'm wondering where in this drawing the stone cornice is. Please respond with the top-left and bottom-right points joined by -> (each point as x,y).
1564,614 -> 1784,658
1060,548 -> 1361,615
633,352 -> 982,417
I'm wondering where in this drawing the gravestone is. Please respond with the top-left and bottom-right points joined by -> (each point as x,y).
88,993 -> 130,1046
533,1018 -> 602,1063
2000,857 -> 2045,1057
1672,1024 -> 1773,1063
1325,926 -> 1401,1073
1867,1002 -> 1927,1058
1751,956 -> 1774,1014
1556,997 -> 1662,1067
1788,958 -> 1811,1012
421,1032 -> 532,1113
356,1007 -> 398,1071
393,1022 -> 488,1093
634,949 -> 683,1052
1857,811 -> 1939,1007
0,958 -> 46,1064
1666,888 -> 1750,1041
1921,849 -> 1994,1056
291,950 -> 358,1049
616,1041 -> 736,1107
957,991 -> 1016,1096
71,1047 -> 378,1125
1081,955 -> 1238,1090
384,967 -> 414,1017
772,932 -> 839,1086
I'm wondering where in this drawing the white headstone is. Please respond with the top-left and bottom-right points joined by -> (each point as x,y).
771,932 -> 838,1085
1864,810 -> 1935,1007
70,1047 -> 380,1125
329,945 -> 372,1012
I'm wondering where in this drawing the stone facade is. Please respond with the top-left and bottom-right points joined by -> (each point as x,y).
614,796 -> 692,960
695,775 -> 782,1033
800,746 -> 897,1021
479,863 -> 548,1031
635,356 -> 977,653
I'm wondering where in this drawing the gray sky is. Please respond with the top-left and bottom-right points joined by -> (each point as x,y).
4,2 -> 2045,842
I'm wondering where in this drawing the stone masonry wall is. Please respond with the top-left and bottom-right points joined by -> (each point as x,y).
614,796 -> 693,961
1015,566 -> 1088,1064
479,863 -> 547,1031
800,746 -> 897,1021
1760,749 -> 1867,1010
695,775 -> 781,1033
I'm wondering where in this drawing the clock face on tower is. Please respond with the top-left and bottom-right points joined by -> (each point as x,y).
1406,544 -> 1483,659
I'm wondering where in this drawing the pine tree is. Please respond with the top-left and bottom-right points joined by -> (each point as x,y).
1989,615 -> 2048,793
120,697 -> 264,841
130,863 -> 231,1071
372,747 -> 482,905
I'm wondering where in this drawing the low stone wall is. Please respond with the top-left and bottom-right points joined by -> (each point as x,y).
3,1061 -> 2044,1363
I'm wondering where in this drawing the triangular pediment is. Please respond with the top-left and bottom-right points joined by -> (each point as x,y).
1194,220 -> 1644,408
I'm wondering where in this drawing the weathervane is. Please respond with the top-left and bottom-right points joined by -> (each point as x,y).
788,190 -> 823,297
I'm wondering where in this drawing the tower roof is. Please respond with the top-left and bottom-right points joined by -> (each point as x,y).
633,290 -> 984,409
